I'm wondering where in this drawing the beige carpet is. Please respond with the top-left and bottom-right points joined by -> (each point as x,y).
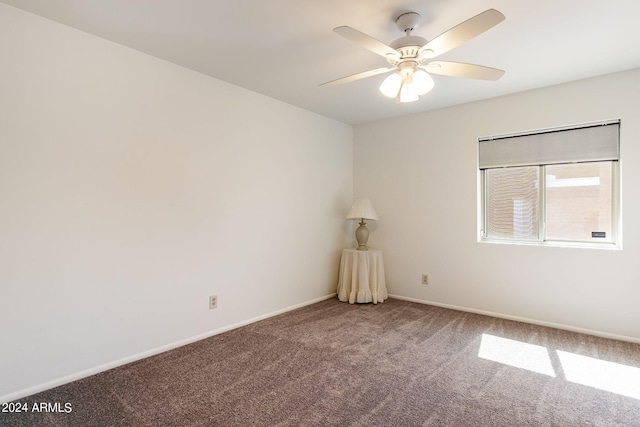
3,298 -> 640,426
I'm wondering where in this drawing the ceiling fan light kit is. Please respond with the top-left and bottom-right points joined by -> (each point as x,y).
380,62 -> 434,103
321,9 -> 506,103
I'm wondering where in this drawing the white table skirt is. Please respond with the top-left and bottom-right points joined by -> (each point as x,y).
337,249 -> 388,304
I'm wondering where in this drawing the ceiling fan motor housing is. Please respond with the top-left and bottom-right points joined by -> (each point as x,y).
390,35 -> 428,59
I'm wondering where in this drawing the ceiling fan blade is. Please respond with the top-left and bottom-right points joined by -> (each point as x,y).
423,61 -> 505,80
319,67 -> 395,87
334,26 -> 400,60
418,9 -> 505,59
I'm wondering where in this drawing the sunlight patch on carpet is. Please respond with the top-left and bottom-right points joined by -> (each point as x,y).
557,351 -> 640,400
479,333 -> 640,400
478,334 -> 556,377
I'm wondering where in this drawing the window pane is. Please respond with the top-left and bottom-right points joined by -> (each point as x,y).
545,162 -> 613,242
485,167 -> 539,240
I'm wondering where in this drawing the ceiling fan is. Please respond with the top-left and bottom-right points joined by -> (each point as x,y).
320,9 -> 506,103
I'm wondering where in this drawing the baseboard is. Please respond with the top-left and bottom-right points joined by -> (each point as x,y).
388,294 -> 640,345
1,293 -> 337,403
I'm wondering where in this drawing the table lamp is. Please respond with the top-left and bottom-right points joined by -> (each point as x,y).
346,198 -> 379,250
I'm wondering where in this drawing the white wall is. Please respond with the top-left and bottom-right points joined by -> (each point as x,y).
0,4 -> 353,400
355,67 -> 640,342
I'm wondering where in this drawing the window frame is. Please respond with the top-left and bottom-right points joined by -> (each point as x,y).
478,122 -> 621,250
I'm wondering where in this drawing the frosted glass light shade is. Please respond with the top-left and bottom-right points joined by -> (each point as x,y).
398,80 -> 419,103
413,70 -> 434,95
379,73 -> 402,98
346,198 -> 379,221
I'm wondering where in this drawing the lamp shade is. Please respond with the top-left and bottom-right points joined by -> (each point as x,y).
346,198 -> 379,221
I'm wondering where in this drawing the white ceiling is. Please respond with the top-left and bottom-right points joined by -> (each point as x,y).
3,0 -> 640,125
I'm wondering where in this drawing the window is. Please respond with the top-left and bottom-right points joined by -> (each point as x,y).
479,121 -> 620,247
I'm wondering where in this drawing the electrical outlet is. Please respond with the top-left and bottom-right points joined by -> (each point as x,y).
422,274 -> 429,285
209,295 -> 218,309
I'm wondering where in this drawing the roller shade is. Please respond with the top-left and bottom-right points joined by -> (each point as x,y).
479,121 -> 619,169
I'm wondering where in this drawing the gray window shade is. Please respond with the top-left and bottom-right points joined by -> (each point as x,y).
479,122 -> 620,169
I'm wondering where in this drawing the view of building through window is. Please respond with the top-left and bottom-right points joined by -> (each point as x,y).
545,162 -> 612,242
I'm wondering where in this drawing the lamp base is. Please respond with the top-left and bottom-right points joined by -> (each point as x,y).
355,220 -> 370,251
